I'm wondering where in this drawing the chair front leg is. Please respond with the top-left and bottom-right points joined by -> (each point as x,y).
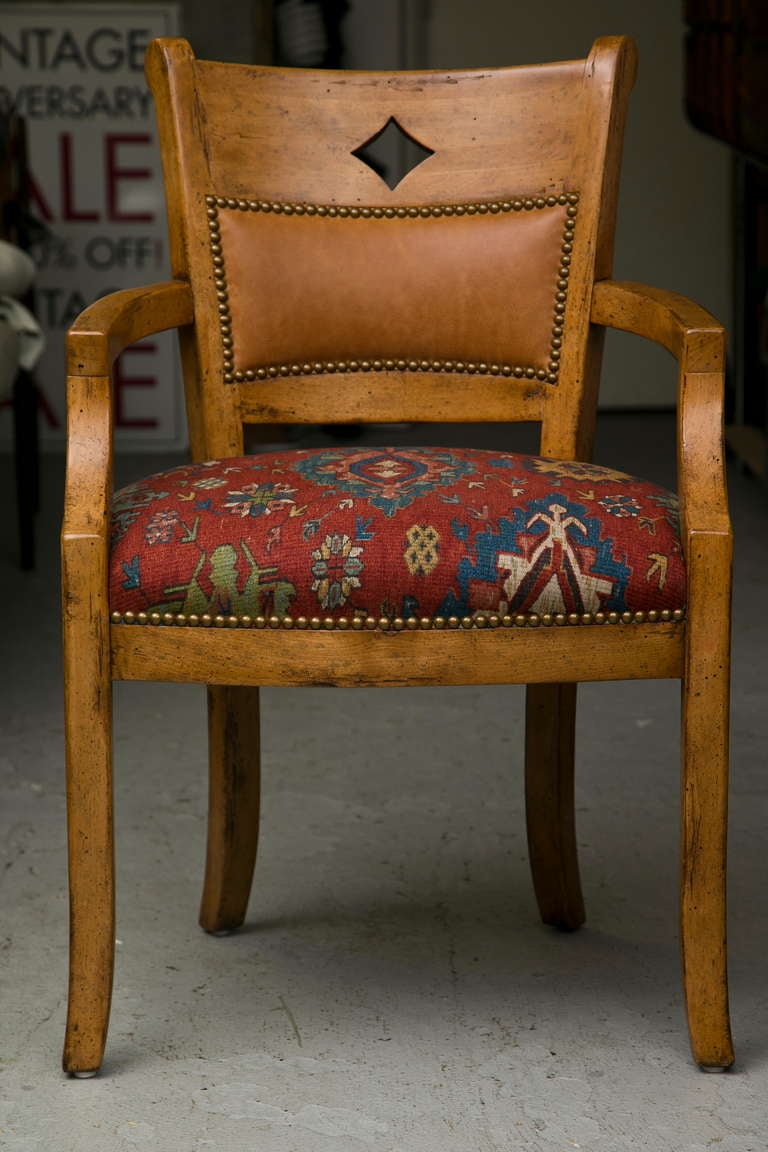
199,686 -> 261,934
525,683 -> 585,931
680,534 -> 734,1069
62,602 -> 114,1076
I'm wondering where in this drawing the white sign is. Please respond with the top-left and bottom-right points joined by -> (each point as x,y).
0,3 -> 183,448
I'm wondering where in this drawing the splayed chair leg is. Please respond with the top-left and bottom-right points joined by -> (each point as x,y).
525,682 -> 585,931
199,686 -> 261,934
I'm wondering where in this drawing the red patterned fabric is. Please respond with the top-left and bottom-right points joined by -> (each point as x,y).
109,447 -> 685,621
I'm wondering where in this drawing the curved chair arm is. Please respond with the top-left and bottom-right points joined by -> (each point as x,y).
63,281 -> 194,540
590,280 -> 730,541
67,280 -> 194,377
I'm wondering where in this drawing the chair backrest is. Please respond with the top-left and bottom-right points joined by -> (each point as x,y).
146,37 -> 636,463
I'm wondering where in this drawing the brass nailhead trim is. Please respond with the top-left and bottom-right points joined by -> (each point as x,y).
111,607 -> 685,631
206,192 -> 579,387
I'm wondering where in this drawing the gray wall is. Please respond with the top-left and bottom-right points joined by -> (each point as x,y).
180,0 -> 269,63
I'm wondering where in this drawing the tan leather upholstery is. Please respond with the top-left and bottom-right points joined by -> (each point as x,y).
218,200 -> 571,379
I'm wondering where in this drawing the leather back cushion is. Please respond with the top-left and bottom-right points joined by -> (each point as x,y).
213,196 -> 574,383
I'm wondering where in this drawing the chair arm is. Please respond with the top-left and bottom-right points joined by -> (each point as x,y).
590,280 -> 730,540
591,280 -> 724,372
63,281 -> 194,541
67,280 -> 194,376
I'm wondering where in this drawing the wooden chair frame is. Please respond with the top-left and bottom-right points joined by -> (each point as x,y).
61,36 -> 733,1074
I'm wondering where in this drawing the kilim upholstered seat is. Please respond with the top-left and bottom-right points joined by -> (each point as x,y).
109,448 -> 686,629
61,35 -> 734,1076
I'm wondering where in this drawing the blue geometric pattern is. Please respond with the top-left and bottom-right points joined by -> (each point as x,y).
291,447 -> 475,517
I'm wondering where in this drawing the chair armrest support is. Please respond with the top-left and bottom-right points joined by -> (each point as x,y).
63,281 -> 193,543
67,280 -> 194,376
590,279 -> 730,541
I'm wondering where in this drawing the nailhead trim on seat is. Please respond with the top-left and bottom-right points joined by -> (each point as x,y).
205,192 -> 579,387
111,607 -> 685,631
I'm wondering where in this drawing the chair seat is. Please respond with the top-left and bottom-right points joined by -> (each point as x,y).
109,446 -> 685,627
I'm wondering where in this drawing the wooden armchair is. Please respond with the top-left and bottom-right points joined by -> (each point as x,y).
61,35 -> 733,1075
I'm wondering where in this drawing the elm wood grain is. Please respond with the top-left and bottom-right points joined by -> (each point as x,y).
109,624 -> 685,687
237,374 -> 547,426
60,35 -> 735,1074
192,59 -> 588,205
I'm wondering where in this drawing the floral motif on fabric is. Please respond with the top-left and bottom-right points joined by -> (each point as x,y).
145,510 -> 180,545
109,447 -> 686,621
311,533 -> 364,609
224,481 -> 296,518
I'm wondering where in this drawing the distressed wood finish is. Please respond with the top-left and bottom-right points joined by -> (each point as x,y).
194,60 -> 586,205
67,281 -> 194,376
110,622 -> 685,687
681,531 -> 733,1068
237,375 -> 547,426
61,371 -> 114,1076
61,36 -> 734,1075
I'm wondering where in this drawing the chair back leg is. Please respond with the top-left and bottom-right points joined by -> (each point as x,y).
199,686 -> 262,934
525,682 -> 585,931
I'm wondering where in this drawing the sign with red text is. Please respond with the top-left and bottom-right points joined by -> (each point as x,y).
0,3 -> 182,448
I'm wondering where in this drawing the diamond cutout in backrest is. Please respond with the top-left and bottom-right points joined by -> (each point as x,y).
352,117 -> 435,190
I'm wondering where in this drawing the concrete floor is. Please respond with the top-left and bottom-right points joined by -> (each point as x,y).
1,415 -> 767,1151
